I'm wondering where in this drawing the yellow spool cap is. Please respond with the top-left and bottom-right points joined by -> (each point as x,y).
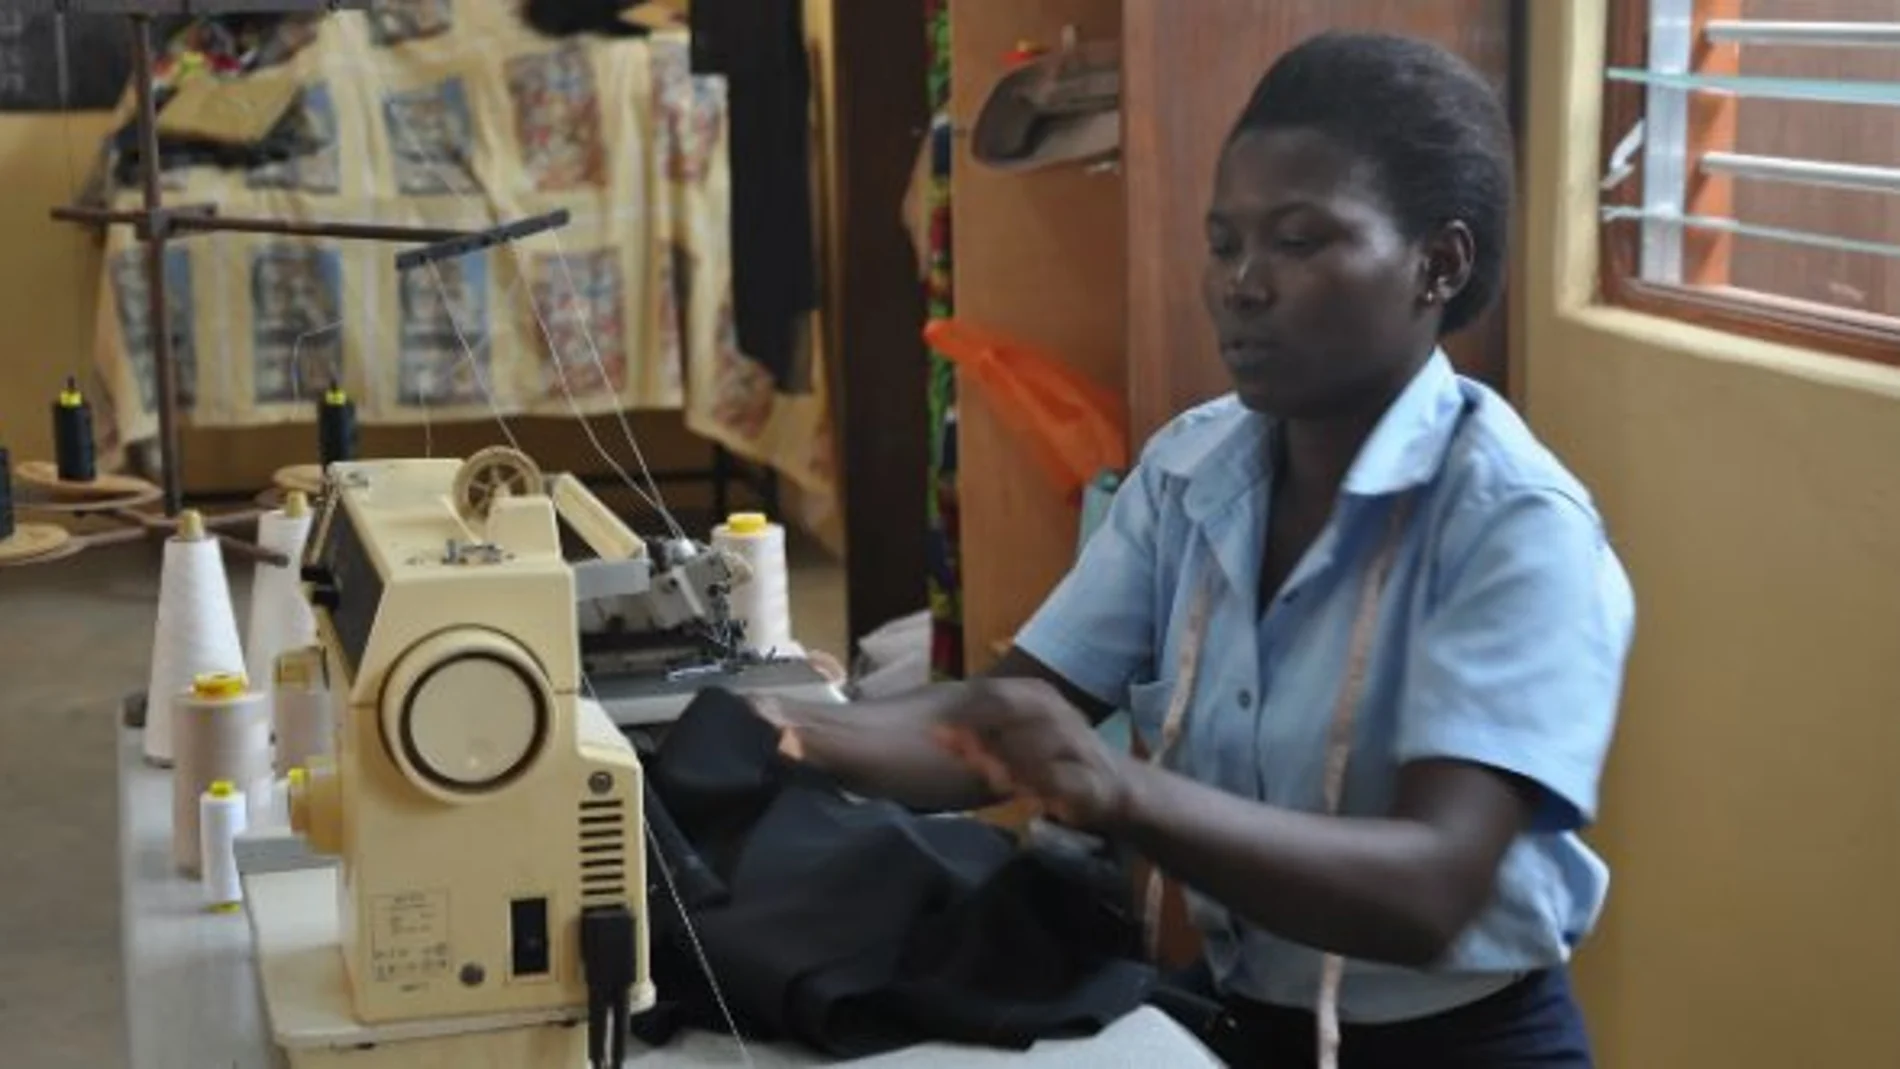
726,511 -> 769,535
208,780 -> 236,798
58,389 -> 82,407
192,672 -> 247,699
323,385 -> 348,405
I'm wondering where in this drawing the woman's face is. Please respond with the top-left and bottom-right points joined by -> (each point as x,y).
1201,127 -> 1460,419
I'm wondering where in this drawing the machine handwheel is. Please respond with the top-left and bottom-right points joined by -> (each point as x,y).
454,446 -> 545,522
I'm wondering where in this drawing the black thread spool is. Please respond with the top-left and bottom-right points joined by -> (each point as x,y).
0,445 -> 16,543
318,383 -> 358,467
53,377 -> 97,483
0,446 -> 15,543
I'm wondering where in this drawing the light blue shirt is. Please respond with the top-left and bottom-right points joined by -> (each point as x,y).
1014,351 -> 1634,1024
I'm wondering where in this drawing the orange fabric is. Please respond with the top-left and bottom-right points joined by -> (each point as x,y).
924,318 -> 1127,503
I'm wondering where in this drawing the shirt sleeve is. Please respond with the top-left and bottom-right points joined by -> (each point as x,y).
1011,464 -> 1164,708
1394,489 -> 1635,832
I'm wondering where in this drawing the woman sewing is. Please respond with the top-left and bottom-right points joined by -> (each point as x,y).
752,31 -> 1632,1069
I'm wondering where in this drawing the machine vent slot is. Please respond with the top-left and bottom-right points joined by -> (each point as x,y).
578,799 -> 628,906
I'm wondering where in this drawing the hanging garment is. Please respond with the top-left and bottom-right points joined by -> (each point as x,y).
687,0 -> 819,391
629,688 -> 1157,1059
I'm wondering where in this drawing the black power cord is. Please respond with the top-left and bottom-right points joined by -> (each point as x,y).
581,904 -> 638,1069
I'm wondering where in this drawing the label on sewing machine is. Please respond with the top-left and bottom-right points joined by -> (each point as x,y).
369,890 -> 452,988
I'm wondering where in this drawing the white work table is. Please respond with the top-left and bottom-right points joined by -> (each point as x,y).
117,728 -> 1219,1068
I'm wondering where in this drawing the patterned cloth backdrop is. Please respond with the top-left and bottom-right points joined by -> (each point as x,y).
923,0 -> 963,680
87,0 -> 835,511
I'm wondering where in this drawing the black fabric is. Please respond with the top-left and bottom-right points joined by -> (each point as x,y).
520,0 -> 651,39
686,0 -> 818,391
630,688 -> 1156,1059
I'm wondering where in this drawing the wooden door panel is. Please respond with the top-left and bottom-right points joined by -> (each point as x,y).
1123,0 -> 1519,443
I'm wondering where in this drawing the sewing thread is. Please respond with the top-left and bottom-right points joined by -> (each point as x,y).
52,376 -> 96,483
712,512 -> 794,655
144,510 -> 246,767
171,672 -> 271,878
199,779 -> 249,911
0,445 -> 15,543
317,383 -> 357,467
245,492 -> 316,699
270,645 -> 333,779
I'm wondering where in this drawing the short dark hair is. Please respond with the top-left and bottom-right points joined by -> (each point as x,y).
1227,31 -> 1514,337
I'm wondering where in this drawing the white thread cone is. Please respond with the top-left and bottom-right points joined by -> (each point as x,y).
245,496 -> 315,699
144,513 -> 246,766
712,512 -> 794,655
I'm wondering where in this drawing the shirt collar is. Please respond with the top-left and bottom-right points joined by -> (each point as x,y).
1170,348 -> 1467,527
1339,348 -> 1466,497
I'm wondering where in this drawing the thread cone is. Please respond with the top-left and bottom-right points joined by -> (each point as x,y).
144,526 -> 246,766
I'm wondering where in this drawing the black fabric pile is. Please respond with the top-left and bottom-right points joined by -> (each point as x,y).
629,688 -> 1157,1058
520,0 -> 651,40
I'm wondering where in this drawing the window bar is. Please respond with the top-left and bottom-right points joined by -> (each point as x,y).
1701,152 -> 1900,196
1703,21 -> 1900,48
1604,68 -> 1900,107
1640,0 -> 1698,285
1601,206 -> 1900,261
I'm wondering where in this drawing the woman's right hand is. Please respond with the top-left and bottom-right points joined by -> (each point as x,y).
744,693 -> 808,761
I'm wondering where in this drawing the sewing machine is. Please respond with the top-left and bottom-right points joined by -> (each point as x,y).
272,449 -> 659,1068
538,453 -> 842,728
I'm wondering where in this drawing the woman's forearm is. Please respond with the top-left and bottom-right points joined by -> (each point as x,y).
760,687 -> 1002,812
1111,758 -> 1524,967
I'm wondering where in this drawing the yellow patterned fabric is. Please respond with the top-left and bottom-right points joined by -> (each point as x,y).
89,0 -> 834,505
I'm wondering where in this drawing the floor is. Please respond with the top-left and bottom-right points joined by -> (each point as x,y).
0,525 -> 846,1068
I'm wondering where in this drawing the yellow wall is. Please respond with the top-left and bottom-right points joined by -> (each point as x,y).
0,111 -> 117,462
1520,4 -> 1900,1066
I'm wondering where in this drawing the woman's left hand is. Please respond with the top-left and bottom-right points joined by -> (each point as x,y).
932,679 -> 1135,831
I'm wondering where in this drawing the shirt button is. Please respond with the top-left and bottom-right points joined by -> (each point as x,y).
1237,690 -> 1253,708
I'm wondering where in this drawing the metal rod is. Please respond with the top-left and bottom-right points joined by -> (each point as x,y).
52,204 -> 472,244
129,13 -> 182,517
166,214 -> 469,243
394,209 -> 572,272
1701,151 -> 1900,196
8,2 -> 370,13
52,205 -> 215,226
1703,20 -> 1900,48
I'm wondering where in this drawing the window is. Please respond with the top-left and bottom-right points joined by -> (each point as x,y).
1598,0 -> 1900,366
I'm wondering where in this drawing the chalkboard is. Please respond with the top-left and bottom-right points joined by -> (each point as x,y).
0,11 -> 133,111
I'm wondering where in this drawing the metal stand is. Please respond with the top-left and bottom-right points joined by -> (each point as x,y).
37,0 -> 517,518
35,0 -> 783,529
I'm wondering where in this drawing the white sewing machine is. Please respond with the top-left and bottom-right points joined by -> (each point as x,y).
269,449 -> 665,1068
489,448 -> 841,727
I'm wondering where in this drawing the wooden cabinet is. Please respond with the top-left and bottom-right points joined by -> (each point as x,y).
951,0 -> 1127,672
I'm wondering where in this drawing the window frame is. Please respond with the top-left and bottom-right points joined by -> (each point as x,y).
1597,0 -> 1900,368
